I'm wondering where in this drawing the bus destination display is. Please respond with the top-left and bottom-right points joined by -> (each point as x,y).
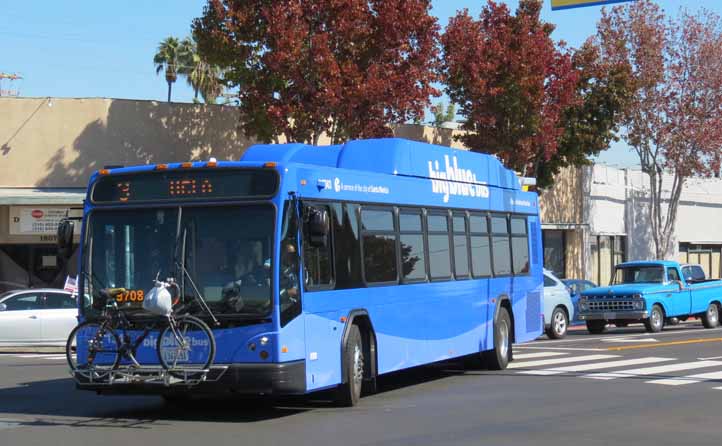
91,169 -> 278,203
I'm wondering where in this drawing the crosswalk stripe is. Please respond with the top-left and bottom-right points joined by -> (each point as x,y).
517,357 -> 675,376
15,354 -> 65,359
647,370 -> 722,386
513,352 -> 569,360
583,360 -> 722,380
43,356 -> 66,360
508,354 -> 619,369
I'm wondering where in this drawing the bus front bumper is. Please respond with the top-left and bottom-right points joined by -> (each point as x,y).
76,360 -> 307,396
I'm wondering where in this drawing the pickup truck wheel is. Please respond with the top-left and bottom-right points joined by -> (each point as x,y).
701,303 -> 719,329
644,305 -> 664,333
586,320 -> 607,334
546,307 -> 568,339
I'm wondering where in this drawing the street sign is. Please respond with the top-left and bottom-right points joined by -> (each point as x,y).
551,0 -> 634,11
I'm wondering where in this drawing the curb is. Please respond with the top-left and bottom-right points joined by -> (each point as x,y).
0,347 -> 64,354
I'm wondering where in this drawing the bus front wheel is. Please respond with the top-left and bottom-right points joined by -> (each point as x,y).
485,307 -> 511,370
336,324 -> 364,407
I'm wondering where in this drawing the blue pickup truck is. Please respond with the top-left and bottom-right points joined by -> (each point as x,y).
578,260 -> 722,333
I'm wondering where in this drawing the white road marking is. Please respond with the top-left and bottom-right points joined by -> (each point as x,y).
583,360 -> 722,380
647,370 -> 722,386
531,326 -> 722,345
514,346 -> 607,352
508,354 -> 619,369
513,352 -> 569,360
518,357 -> 675,376
15,354 -> 65,359
602,337 -> 658,343
697,356 -> 722,360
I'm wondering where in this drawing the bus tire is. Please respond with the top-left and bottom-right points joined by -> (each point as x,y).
701,303 -> 719,329
484,307 -> 511,370
586,320 -> 607,334
644,304 -> 664,333
336,324 -> 364,407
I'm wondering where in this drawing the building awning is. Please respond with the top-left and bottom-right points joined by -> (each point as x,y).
0,188 -> 86,205
541,223 -> 588,230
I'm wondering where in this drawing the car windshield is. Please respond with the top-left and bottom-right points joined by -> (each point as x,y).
612,266 -> 665,285
83,205 -> 274,318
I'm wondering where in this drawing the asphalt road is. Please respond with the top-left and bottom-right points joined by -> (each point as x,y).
3,322 -> 722,446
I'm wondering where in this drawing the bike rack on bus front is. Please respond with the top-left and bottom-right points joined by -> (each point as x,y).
71,365 -> 229,387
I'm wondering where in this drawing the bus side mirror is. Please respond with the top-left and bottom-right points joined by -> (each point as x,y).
57,219 -> 75,260
306,207 -> 329,248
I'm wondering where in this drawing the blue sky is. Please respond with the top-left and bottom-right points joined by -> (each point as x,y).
2,1 -> 719,166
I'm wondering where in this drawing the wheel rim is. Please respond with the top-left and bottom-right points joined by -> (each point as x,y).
709,306 -> 718,324
499,319 -> 509,359
652,309 -> 662,328
553,312 -> 567,336
352,343 -> 364,389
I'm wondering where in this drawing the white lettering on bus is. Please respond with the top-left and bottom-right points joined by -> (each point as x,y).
428,155 -> 490,203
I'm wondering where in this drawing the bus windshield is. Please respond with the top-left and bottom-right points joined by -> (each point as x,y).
83,205 -> 274,318
611,265 -> 665,285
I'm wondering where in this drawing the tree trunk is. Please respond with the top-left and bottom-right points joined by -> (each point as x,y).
167,81 -> 172,103
648,166 -> 686,260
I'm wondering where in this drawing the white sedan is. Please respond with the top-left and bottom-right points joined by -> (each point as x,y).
0,289 -> 78,346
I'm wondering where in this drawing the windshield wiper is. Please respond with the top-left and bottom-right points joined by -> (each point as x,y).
173,223 -> 220,327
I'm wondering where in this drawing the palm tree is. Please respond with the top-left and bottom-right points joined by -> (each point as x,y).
154,36 -> 185,102
180,36 -> 223,104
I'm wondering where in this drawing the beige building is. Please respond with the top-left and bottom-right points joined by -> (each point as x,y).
0,96 -> 465,290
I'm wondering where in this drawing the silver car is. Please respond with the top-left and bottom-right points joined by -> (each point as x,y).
543,269 -> 574,339
0,289 -> 78,346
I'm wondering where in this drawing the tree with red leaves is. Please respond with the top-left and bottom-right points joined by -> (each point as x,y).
441,0 -> 580,187
597,0 -> 722,259
192,0 -> 440,145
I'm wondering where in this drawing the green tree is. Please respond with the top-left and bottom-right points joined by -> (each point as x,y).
431,102 -> 456,128
180,36 -> 223,104
154,36 -> 186,102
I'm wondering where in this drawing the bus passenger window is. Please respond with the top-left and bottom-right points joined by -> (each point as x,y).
361,208 -> 398,283
303,204 -> 333,288
399,210 -> 426,282
470,214 -> 492,277
511,217 -> 529,275
280,200 -> 301,327
332,203 -> 363,290
491,216 -> 511,276
452,213 -> 469,279
427,212 -> 452,280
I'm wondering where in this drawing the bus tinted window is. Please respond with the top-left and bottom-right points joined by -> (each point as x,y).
471,235 -> 492,277
511,236 -> 530,274
428,234 -> 452,279
303,204 -> 333,287
492,235 -> 512,276
399,212 -> 422,232
491,216 -> 507,234
332,203 -> 363,289
363,234 -> 398,283
469,215 -> 488,233
362,209 -> 394,231
400,234 -> 426,282
452,213 -> 469,279
427,214 -> 448,232
511,218 -> 527,235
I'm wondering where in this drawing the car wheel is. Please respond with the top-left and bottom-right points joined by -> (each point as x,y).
546,307 -> 568,339
701,303 -> 719,329
644,304 -> 664,333
586,320 -> 607,334
666,317 -> 680,326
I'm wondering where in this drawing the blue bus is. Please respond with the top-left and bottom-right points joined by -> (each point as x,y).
63,138 -> 543,405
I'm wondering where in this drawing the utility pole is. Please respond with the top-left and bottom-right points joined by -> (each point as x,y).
0,73 -> 23,96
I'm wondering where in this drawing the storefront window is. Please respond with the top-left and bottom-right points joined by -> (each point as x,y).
543,230 -> 565,278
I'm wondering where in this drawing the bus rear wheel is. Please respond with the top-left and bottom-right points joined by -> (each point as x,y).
336,324 -> 364,407
484,307 -> 511,370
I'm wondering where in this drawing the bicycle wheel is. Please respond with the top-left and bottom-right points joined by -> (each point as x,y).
156,315 -> 215,379
66,320 -> 121,379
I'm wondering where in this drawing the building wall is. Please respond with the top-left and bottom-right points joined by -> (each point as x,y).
539,166 -> 584,225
